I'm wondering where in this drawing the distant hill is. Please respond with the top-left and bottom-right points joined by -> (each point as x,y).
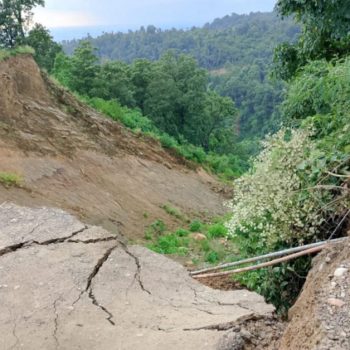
62,11 -> 300,70
61,12 -> 300,140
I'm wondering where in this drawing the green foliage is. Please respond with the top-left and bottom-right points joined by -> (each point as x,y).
228,57 -> 350,313
0,172 -> 23,187
0,0 -> 45,48
174,228 -> 190,237
189,220 -> 203,232
148,233 -> 190,255
62,12 -> 299,143
25,23 -> 62,72
207,223 -> 228,239
62,12 -> 299,70
274,0 -> 350,79
146,213 -> 237,266
81,96 -> 244,179
205,251 -> 219,264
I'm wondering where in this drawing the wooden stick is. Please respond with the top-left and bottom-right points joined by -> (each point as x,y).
193,245 -> 326,279
190,237 -> 346,276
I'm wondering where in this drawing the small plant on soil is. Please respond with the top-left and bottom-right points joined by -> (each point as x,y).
0,172 -> 23,188
161,203 -> 185,221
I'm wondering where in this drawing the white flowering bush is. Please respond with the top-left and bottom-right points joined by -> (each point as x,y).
226,128 -> 330,248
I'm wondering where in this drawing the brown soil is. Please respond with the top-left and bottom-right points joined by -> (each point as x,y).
279,238 -> 350,350
0,55 -> 229,240
199,275 -> 245,291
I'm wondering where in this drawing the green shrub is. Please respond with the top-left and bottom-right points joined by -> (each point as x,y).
145,220 -> 167,239
205,251 -> 219,263
189,220 -> 203,232
148,233 -> 189,255
207,223 -> 228,239
175,228 -> 190,237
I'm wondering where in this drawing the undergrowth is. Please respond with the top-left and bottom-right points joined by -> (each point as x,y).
145,214 -> 238,265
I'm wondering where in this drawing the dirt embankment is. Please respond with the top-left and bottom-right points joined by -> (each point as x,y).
279,239 -> 350,349
0,55 -> 228,239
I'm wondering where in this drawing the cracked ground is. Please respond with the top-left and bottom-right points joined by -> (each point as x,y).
0,203 -> 274,350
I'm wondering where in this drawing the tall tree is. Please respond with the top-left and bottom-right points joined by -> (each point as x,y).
26,23 -> 62,72
274,0 -> 350,80
0,0 -> 44,48
69,41 -> 99,96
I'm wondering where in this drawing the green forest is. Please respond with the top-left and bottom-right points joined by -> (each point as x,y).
1,0 -> 349,313
61,12 -> 300,139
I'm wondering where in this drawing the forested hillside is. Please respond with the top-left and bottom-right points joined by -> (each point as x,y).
61,12 -> 299,140
62,12 -> 299,69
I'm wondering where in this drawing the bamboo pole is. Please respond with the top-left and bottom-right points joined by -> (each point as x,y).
193,245 -> 327,279
190,237 -> 345,276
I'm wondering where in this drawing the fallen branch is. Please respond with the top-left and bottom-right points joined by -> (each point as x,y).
193,244 -> 333,279
190,237 -> 346,276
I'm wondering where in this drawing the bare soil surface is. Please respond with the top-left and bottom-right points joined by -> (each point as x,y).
0,55 -> 228,240
279,239 -> 350,350
0,203 -> 274,350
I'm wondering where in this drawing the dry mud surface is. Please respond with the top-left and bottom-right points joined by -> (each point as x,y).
0,203 -> 274,350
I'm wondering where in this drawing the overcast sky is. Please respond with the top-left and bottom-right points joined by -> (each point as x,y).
34,0 -> 277,29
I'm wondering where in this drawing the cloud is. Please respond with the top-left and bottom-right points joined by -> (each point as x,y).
34,0 -> 276,29
34,9 -> 98,28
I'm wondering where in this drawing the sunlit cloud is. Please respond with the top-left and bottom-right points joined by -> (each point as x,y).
33,9 -> 99,28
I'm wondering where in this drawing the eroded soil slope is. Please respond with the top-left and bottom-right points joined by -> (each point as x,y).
0,55 -> 227,239
279,239 -> 350,350
0,203 -> 274,350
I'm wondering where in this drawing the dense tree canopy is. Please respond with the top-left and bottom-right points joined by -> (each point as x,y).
274,0 -> 350,80
0,0 -> 44,48
53,43 -> 238,153
61,12 -> 299,140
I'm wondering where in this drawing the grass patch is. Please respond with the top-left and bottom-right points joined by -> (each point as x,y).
0,46 -> 35,62
161,203 -> 186,221
0,172 -> 23,187
145,214 -> 239,267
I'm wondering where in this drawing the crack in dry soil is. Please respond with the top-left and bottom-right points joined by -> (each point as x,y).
0,226 -> 88,257
85,245 -> 119,326
52,298 -> 60,349
183,314 -> 264,332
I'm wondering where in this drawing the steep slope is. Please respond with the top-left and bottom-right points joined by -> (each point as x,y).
0,54 -> 227,239
279,239 -> 350,350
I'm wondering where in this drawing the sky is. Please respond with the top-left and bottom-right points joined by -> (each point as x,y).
34,0 -> 277,40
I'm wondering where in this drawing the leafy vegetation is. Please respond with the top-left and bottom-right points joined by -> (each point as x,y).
146,216 -> 238,265
274,0 -> 350,80
62,12 -> 300,143
0,0 -> 44,48
226,29 -> 350,313
82,96 -> 246,179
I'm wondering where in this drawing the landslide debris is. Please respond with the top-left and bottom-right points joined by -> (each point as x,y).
0,54 -> 227,239
279,238 -> 350,350
0,203 -> 274,350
